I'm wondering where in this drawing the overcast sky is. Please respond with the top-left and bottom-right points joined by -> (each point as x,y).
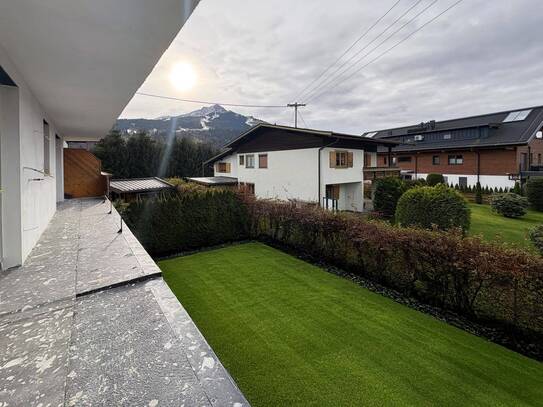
120,0 -> 543,134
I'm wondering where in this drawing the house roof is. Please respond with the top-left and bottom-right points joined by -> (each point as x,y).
187,176 -> 239,186
365,105 -> 543,153
206,123 -> 398,164
109,177 -> 174,194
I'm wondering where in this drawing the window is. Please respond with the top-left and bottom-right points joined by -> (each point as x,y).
392,157 -> 397,166
43,120 -> 50,174
443,133 -> 452,140
432,155 -> 440,165
398,156 -> 412,163
246,154 -> 255,168
503,109 -> 532,123
330,151 -> 353,168
448,155 -> 463,165
538,154 -> 542,165
384,156 -> 388,166
239,155 -> 245,166
336,151 -> 348,167
459,177 -> 468,188
258,154 -> 268,168
216,162 -> 230,173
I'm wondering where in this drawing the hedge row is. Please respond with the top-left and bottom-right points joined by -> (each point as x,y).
122,189 -> 249,256
243,197 -> 543,336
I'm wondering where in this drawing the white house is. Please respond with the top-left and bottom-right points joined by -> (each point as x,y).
197,124 -> 397,212
0,0 -> 200,269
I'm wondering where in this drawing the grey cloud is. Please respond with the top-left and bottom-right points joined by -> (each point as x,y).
121,0 -> 543,135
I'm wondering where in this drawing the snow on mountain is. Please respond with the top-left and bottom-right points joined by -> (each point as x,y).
115,104 -> 265,146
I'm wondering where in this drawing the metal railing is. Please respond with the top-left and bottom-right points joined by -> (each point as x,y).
322,197 -> 339,211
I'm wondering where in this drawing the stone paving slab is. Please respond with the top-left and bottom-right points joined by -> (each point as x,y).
0,198 -> 249,406
0,301 -> 73,407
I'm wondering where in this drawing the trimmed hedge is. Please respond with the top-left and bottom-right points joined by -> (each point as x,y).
395,185 -> 471,232
372,177 -> 406,218
426,173 -> 445,186
122,189 -> 249,256
527,178 -> 543,211
244,197 -> 543,336
490,193 -> 529,218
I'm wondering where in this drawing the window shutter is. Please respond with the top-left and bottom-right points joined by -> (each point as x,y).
226,162 -> 231,173
329,151 -> 336,168
215,163 -> 219,172
347,152 -> 354,168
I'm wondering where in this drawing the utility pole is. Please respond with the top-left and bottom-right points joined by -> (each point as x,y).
287,102 -> 306,128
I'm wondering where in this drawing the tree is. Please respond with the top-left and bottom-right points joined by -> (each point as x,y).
372,177 -> 406,219
93,131 -> 218,179
93,131 -> 129,178
475,182 -> 483,204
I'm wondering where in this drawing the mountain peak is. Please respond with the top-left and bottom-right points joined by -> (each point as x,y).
183,104 -> 228,118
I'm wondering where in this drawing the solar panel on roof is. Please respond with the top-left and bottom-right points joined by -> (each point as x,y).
503,109 -> 532,122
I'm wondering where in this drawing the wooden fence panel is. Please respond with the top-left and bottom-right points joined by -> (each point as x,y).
64,149 -> 107,198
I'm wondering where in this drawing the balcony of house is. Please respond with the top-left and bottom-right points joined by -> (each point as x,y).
363,165 -> 401,180
0,198 -> 248,406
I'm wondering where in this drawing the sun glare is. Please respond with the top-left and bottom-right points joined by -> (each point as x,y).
169,62 -> 197,91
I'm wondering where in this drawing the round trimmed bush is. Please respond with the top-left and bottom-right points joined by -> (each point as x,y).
395,184 -> 470,232
529,225 -> 543,255
373,177 -> 406,219
490,193 -> 528,218
526,178 -> 543,211
426,173 -> 445,186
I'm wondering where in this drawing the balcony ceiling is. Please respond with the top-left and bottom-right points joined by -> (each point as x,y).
0,0 -> 200,141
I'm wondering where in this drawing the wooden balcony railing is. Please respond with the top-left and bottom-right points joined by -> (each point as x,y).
363,166 -> 401,180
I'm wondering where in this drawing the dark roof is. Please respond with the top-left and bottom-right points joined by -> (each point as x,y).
206,123 -> 398,164
365,105 -> 543,153
187,176 -> 238,186
110,177 -> 174,194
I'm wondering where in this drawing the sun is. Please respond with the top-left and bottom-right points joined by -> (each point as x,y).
169,62 -> 197,91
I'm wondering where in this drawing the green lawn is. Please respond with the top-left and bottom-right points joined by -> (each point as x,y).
160,243 -> 543,407
469,203 -> 543,250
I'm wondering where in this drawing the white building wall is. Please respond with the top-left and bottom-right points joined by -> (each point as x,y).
214,147 -> 366,211
416,173 -> 515,189
237,149 -> 319,202
1,45 -> 62,268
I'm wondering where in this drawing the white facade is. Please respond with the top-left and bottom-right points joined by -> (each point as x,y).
214,148 -> 366,212
415,173 -> 515,189
0,1 -> 200,269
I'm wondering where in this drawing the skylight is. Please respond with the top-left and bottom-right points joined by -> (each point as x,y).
503,109 -> 532,122
365,131 -> 378,138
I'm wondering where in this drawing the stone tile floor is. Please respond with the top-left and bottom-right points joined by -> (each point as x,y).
0,198 -> 248,406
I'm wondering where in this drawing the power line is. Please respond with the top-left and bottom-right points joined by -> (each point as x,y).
298,110 -> 309,128
307,0 -> 464,104
136,92 -> 287,109
293,0 -> 403,102
303,0 -> 429,103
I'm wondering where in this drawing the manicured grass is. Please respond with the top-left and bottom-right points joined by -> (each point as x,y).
469,203 -> 543,250
160,243 -> 543,406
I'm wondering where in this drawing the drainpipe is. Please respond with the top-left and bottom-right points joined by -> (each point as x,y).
318,137 -> 340,207
476,150 -> 481,183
